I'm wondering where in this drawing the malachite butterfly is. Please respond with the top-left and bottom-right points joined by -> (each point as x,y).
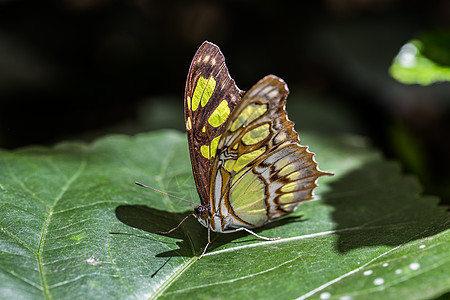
138,41 -> 332,259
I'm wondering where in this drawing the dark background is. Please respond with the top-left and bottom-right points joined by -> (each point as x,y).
0,0 -> 449,204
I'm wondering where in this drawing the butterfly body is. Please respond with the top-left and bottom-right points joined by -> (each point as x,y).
185,42 -> 332,250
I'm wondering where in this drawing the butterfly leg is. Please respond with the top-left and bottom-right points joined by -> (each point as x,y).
157,213 -> 193,234
198,226 -> 211,260
223,227 -> 280,241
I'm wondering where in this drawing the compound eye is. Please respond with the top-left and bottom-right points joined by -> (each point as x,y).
194,205 -> 208,219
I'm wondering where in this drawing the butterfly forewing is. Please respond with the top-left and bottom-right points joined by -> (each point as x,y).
210,75 -> 331,229
184,41 -> 242,205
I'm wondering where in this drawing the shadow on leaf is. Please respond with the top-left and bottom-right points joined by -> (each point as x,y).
322,161 -> 449,253
115,204 -> 304,258
115,205 -> 202,257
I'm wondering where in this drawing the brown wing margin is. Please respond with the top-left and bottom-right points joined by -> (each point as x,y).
184,41 -> 242,205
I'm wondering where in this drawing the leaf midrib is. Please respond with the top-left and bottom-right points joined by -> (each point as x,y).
37,159 -> 87,299
295,221 -> 450,299
149,221 -> 434,298
150,257 -> 197,300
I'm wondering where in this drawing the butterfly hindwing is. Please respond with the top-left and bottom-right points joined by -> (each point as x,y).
184,41 -> 242,205
210,75 -> 331,228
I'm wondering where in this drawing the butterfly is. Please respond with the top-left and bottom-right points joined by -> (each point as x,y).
138,41 -> 332,259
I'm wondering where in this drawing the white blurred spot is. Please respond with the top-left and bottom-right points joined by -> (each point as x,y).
419,245 -> 426,249
363,270 -> 373,276
340,296 -> 353,300
320,292 -> 331,299
395,269 -> 402,274
374,278 -> 384,285
409,262 -> 420,270
86,256 -> 101,266
382,263 -> 389,267
397,43 -> 418,68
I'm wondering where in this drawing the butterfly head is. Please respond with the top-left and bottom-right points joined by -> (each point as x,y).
194,205 -> 213,229
194,205 -> 211,220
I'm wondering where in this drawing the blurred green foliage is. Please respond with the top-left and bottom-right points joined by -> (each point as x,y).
390,33 -> 450,85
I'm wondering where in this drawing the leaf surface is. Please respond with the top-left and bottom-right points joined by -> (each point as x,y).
0,130 -> 448,300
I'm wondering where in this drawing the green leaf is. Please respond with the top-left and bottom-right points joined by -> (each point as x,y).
0,130 -> 448,299
389,33 -> 450,85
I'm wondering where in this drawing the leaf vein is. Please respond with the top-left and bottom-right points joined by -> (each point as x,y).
165,256 -> 301,295
37,158 -> 87,299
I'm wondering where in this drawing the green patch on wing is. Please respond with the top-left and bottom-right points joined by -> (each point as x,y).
192,76 -> 217,111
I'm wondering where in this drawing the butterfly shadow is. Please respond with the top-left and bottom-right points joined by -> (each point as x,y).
321,160 -> 449,253
114,204 -> 306,259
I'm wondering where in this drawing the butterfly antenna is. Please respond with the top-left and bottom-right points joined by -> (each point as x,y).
135,182 -> 197,207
